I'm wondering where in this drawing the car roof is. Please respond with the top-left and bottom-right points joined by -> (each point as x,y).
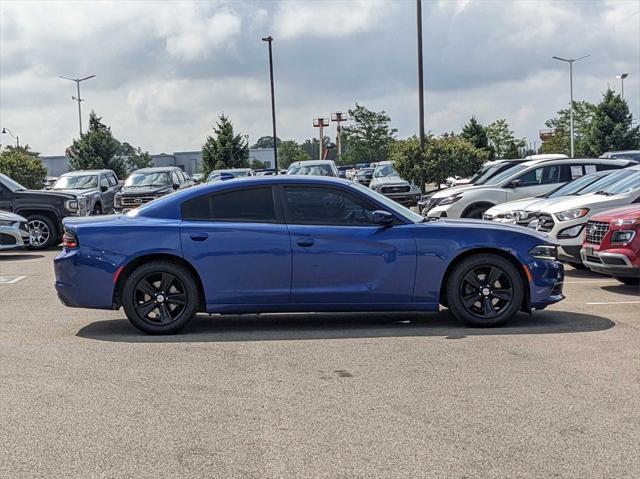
288,160 -> 335,166
131,167 -> 180,173
61,169 -> 113,176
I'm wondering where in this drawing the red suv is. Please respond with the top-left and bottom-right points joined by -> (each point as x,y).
581,205 -> 640,285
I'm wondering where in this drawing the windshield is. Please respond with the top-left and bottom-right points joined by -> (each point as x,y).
352,183 -> 424,223
0,172 -> 26,191
544,172 -> 604,198
470,163 -> 501,183
53,175 -> 98,190
607,152 -> 640,160
287,164 -> 334,176
357,168 -> 374,177
600,170 -> 640,195
124,172 -> 170,187
485,163 -> 530,185
207,170 -> 250,181
373,164 -> 398,178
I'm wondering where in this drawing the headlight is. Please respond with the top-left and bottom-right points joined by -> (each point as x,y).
529,244 -> 557,260
114,196 -> 121,206
556,208 -> 589,221
0,220 -> 15,226
611,230 -> 636,244
65,199 -> 78,211
438,195 -> 462,206
558,224 -> 585,238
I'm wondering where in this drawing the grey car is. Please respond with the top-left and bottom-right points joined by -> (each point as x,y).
52,170 -> 120,215
369,161 -> 421,207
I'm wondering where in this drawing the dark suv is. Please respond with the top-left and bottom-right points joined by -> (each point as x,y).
51,169 -> 120,215
114,167 -> 193,213
0,172 -> 89,249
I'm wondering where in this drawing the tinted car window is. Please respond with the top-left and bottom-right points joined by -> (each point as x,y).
516,165 -> 560,186
182,187 -> 276,222
108,174 -> 118,186
100,176 -> 109,188
284,187 -> 377,226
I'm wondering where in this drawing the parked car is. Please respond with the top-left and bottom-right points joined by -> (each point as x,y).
191,173 -> 204,184
54,176 -> 564,334
287,160 -> 339,177
483,165 -> 636,225
337,166 -> 349,179
51,169 -> 120,215
43,176 -> 58,190
0,210 -> 30,250
355,167 -> 375,186
255,169 -> 277,176
369,161 -> 421,206
532,165 -> 640,265
424,157 -> 630,219
114,167 -> 192,213
580,205 -> 640,285
207,168 -> 255,183
0,172 -> 88,249
600,150 -> 640,161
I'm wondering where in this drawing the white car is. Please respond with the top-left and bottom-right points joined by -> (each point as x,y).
424,157 -> 630,219
483,167 -> 635,225
532,165 -> 640,265
287,160 -> 339,177
0,210 -> 30,250
206,168 -> 255,183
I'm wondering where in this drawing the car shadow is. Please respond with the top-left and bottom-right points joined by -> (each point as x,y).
76,310 -> 615,344
600,284 -> 640,296
0,253 -> 45,261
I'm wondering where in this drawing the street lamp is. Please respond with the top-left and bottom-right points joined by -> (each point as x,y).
313,117 -> 329,160
261,36 -> 278,173
416,0 -> 426,161
59,74 -> 95,137
616,73 -> 629,98
331,112 -> 348,161
552,55 -> 589,157
1,127 -> 19,148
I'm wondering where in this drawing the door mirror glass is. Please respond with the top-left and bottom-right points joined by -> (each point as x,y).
173,182 -> 180,190
506,179 -> 522,188
372,210 -> 394,226
100,185 -> 108,192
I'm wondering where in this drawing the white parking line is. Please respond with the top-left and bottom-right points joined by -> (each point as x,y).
586,301 -> 640,305
564,280 -> 618,284
0,276 -> 26,284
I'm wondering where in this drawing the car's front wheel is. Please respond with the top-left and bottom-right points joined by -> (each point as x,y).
446,254 -> 524,327
122,261 -> 200,334
26,214 -> 57,250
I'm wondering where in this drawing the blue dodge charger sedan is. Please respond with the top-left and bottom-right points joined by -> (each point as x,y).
54,176 -> 564,334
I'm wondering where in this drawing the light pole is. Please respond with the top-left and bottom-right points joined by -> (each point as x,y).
331,112 -> 348,161
261,36 -> 279,173
313,117 -> 329,160
616,73 -> 629,98
416,0 -> 426,191
1,127 -> 19,148
59,74 -> 95,137
552,55 -> 589,157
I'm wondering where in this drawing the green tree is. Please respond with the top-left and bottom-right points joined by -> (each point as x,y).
115,141 -> 152,172
0,147 -> 47,189
249,159 -> 266,170
278,140 -> 311,169
342,103 -> 397,164
583,89 -> 640,156
392,136 -> 488,193
67,111 -> 126,177
251,136 -> 281,149
460,116 -> 494,159
540,101 -> 596,156
201,115 -> 250,176
486,119 -> 526,158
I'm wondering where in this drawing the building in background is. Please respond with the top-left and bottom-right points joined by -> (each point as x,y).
39,148 -> 275,177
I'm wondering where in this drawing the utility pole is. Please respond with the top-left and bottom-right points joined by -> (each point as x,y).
617,73 -> 629,99
552,55 -> 589,157
313,117 -> 329,160
60,74 -> 96,137
1,127 -> 19,148
261,36 -> 279,173
416,0 -> 426,190
331,112 -> 348,162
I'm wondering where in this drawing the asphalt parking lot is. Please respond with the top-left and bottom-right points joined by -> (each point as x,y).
1,249 -> 639,478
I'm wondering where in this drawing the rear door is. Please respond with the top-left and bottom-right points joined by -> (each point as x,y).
281,185 -> 416,304
180,186 -> 291,307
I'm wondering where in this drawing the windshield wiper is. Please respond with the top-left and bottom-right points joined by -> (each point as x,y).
594,190 -> 612,196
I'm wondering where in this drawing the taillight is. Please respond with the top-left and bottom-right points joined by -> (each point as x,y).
63,231 -> 79,249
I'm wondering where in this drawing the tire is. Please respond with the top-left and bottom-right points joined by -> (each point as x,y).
91,203 -> 102,215
446,254 -> 524,327
26,214 -> 57,250
615,276 -> 640,286
462,204 -> 492,219
122,261 -> 200,334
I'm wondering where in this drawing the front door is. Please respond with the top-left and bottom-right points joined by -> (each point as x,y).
281,185 -> 416,304
180,186 -> 291,306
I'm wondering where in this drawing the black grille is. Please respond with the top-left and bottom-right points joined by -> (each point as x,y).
585,255 -> 602,264
381,185 -> 410,193
585,220 -> 610,245
0,233 -> 17,245
121,196 -> 157,207
536,214 -> 555,233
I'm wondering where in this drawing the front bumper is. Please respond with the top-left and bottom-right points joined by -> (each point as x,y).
528,258 -> 565,310
380,192 -> 420,206
580,247 -> 640,278
0,222 -> 30,250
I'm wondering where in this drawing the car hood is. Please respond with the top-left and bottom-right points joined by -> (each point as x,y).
590,204 -> 640,222
430,218 -> 552,242
486,196 -> 555,215
0,210 -> 27,222
51,187 -> 99,196
371,176 -> 410,186
539,192 -> 636,214
430,184 -> 487,198
118,185 -> 173,196
14,189 -> 80,200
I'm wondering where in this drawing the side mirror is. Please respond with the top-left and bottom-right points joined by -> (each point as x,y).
506,179 -> 522,188
372,210 -> 394,227
172,182 -> 180,190
100,185 -> 108,192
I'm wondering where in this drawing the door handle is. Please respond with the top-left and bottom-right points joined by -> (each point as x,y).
189,233 -> 208,241
296,237 -> 315,247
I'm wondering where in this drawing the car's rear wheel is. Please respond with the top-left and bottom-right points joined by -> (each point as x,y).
446,254 -> 524,327
26,214 -> 57,250
122,261 -> 199,334
614,276 -> 639,286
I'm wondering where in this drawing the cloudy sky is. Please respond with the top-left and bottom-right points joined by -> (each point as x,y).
1,0 -> 638,156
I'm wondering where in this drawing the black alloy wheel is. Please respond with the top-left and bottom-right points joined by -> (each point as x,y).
123,261 -> 199,334
446,254 -> 524,327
